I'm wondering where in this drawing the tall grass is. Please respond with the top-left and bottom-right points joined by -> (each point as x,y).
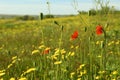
0,1 -> 120,79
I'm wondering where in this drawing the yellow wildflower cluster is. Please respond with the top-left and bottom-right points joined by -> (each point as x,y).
0,72 -> 5,77
21,68 -> 36,77
70,64 -> 86,79
108,41 -> 115,46
54,61 -> 62,65
7,56 -> 20,69
32,49 -> 39,55
96,41 -> 103,45
0,70 -> 5,80
98,70 -> 106,74
70,72 -> 75,78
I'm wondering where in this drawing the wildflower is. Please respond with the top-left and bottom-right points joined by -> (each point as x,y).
79,64 -> 85,69
70,45 -> 74,48
7,64 -> 13,69
71,31 -> 78,40
97,55 -> 102,58
54,61 -> 62,65
19,77 -> 27,80
96,25 -> 103,35
96,41 -> 100,45
98,70 -> 105,74
62,55 -> 65,59
70,72 -> 75,78
32,50 -> 39,55
75,45 -> 79,49
0,72 -> 5,77
112,71 -> 118,75
43,47 -> 50,54
21,68 -> 36,77
24,68 -> 36,74
115,40 -> 119,45
12,56 -> 17,60
55,48 -> 60,54
51,55 -> 57,60
0,78 -> 3,80
0,70 -> 5,73
77,78 -> 81,80
38,45 -> 45,49
71,52 -> 75,56
10,78 -> 15,80
95,76 -> 100,79
60,49 -> 66,54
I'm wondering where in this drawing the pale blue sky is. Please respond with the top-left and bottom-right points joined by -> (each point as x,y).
0,0 -> 119,15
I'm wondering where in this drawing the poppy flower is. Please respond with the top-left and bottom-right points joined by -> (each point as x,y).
96,25 -> 103,35
71,31 -> 78,40
43,47 -> 50,54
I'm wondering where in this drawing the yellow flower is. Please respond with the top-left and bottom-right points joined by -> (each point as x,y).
45,47 -> 50,50
115,41 -> 119,45
75,45 -> 79,49
0,70 -> 5,73
21,68 -> 36,76
0,72 -> 5,77
38,45 -> 45,49
32,50 -> 39,55
77,78 -> 81,80
111,41 -> 115,44
19,77 -> 27,80
82,70 -> 87,74
71,52 -> 75,56
12,56 -> 17,60
62,55 -> 65,59
54,61 -> 62,65
79,70 -> 87,77
24,68 -> 36,74
70,72 -> 75,78
60,49 -> 66,54
79,64 -> 85,69
96,41 -> 100,45
95,76 -> 100,79
10,77 -> 15,80
98,70 -> 105,74
70,45 -> 74,48
12,60 -> 17,64
7,64 -> 13,69
97,55 -> 102,58
55,48 -> 60,54
112,71 -> 118,75
0,78 -> 3,80
51,55 -> 58,60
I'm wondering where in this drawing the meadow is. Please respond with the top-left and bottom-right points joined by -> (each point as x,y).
0,13 -> 120,80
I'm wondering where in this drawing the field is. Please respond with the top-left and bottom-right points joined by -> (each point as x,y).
0,14 -> 120,80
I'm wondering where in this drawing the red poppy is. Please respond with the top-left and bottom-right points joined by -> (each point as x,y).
43,48 -> 50,54
71,31 -> 78,40
43,50 -> 49,54
96,25 -> 103,35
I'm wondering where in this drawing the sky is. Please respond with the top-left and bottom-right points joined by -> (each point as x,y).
0,0 -> 119,15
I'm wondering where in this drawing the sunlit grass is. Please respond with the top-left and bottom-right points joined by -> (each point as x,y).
0,14 -> 120,80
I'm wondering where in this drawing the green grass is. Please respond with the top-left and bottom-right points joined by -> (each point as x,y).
0,14 -> 120,80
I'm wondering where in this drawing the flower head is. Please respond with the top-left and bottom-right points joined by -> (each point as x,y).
43,47 -> 50,54
96,25 -> 103,35
71,31 -> 78,40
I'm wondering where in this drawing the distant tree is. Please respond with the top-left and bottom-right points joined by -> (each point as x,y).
15,15 -> 35,20
44,14 -> 54,19
88,9 -> 96,16
78,11 -> 87,14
